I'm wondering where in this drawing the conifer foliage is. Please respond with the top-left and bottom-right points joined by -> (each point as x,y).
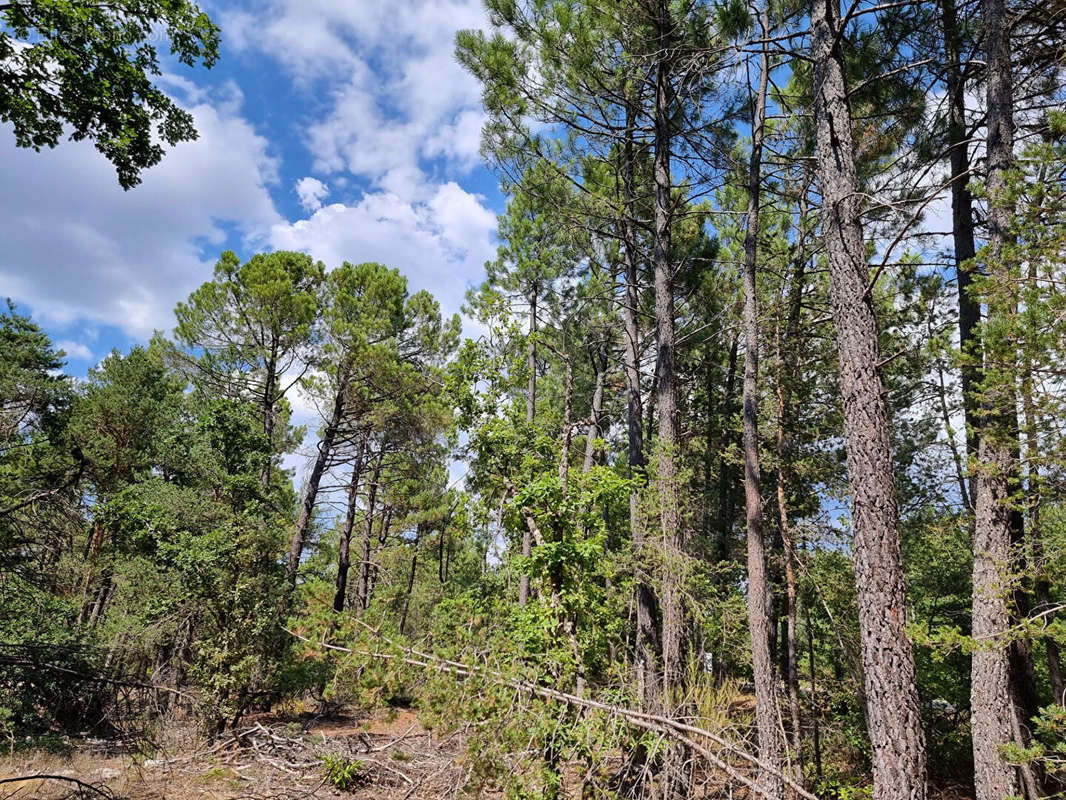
2,0 -> 1066,797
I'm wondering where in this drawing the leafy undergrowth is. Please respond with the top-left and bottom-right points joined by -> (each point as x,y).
0,701 -> 986,800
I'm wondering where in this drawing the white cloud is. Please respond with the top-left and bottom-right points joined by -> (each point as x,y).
223,0 -> 489,195
295,177 -> 330,212
221,0 -> 499,337
422,108 -> 485,169
0,92 -> 281,337
269,181 -> 496,321
1,2 -> 500,361
55,340 -> 92,361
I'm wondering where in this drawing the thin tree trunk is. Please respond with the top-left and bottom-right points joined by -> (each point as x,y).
87,575 -> 113,627
934,353 -> 971,510
1024,146 -> 1065,706
357,449 -> 385,613
971,0 -> 1023,790
519,288 -> 538,607
399,525 -> 422,636
806,600 -> 823,783
775,202 -> 807,785
740,17 -> 783,792
810,0 -> 927,796
1023,304 -> 1065,703
366,506 -> 393,611
701,344 -> 718,544
334,437 -> 368,613
288,368 -> 349,587
715,336 -> 740,563
558,353 -> 585,696
940,0 -> 980,499
622,90 -> 661,713
260,344 -> 279,489
652,0 -> 682,702
583,341 -> 607,473
559,355 -> 575,492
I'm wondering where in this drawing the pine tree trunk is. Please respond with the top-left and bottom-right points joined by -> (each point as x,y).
776,204 -> 808,785
399,525 -> 422,635
810,0 -> 927,796
652,0 -> 682,702
806,599 -> 823,783
622,91 -> 661,713
366,506 -> 393,611
972,451 -> 1020,800
357,449 -> 385,613
519,288 -> 537,607
1024,338 -> 1065,702
288,368 -> 349,587
583,341 -> 607,473
334,437 -> 368,613
939,0 -> 980,495
715,337 -> 740,563
970,0 -> 1023,790
740,19 -> 783,792
260,344 -> 279,489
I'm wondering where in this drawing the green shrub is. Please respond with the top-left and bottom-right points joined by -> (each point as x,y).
320,753 -> 364,791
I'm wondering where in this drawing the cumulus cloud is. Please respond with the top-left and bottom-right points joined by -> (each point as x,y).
55,340 -> 93,361
222,0 -> 489,195
0,88 -> 281,337
2,2 -> 499,356
220,0 -> 498,328
269,182 -> 496,320
295,177 -> 330,212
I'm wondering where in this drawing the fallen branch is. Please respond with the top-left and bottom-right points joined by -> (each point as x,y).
0,774 -> 113,799
283,624 -> 820,800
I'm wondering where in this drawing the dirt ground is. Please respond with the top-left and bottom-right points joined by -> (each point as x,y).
0,708 -> 479,800
0,707 -> 979,800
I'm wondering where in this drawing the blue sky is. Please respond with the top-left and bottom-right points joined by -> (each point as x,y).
0,0 -> 502,375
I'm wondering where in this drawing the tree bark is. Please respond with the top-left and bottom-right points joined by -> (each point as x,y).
583,340 -> 607,473
399,524 -> 423,636
334,437 -> 368,612
740,18 -> 784,793
970,0 -> 1023,791
939,0 -> 981,498
1024,327 -> 1065,703
775,189 -> 808,786
806,599 -> 823,783
621,89 -> 661,714
810,0 -> 927,797
519,287 -> 538,607
715,336 -> 740,563
288,368 -> 349,587
357,449 -> 385,613
366,506 -> 393,611
652,0 -> 683,704
260,342 -> 279,489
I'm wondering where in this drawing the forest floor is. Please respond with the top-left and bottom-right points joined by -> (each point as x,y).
0,704 -> 977,800
0,707 -> 481,800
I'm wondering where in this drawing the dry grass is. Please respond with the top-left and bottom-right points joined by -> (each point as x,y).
0,708 -> 470,800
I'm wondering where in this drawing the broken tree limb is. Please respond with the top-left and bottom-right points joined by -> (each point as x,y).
283,624 -> 820,800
